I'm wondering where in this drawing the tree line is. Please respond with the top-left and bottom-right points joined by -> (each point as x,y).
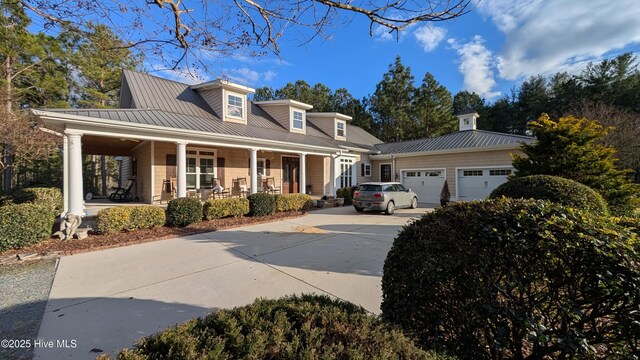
254,54 -> 640,172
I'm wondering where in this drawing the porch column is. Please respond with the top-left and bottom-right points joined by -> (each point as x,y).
62,134 -> 69,215
176,141 -> 187,198
299,153 -> 306,194
250,148 -> 258,194
329,154 -> 337,196
66,131 -> 84,217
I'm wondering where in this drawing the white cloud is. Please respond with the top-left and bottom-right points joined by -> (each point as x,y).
477,0 -> 640,80
153,68 -> 207,85
449,36 -> 501,100
414,26 -> 447,52
373,25 -> 395,42
225,67 -> 278,85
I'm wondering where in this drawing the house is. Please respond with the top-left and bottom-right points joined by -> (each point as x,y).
33,71 -> 532,219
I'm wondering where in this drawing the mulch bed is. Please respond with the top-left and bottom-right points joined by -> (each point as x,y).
1,211 -> 307,258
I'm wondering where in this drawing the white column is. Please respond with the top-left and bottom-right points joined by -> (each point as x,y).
176,142 -> 187,198
250,148 -> 258,194
299,153 -> 306,194
66,131 -> 84,217
62,134 -> 69,216
329,154 -> 337,196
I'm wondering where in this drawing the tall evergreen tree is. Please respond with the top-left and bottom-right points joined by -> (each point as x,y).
413,72 -> 456,138
369,56 -> 416,142
515,75 -> 550,134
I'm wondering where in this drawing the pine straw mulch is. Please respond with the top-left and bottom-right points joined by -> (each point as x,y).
1,211 -> 307,257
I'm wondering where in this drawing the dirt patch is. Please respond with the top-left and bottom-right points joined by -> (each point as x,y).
294,225 -> 328,234
1,211 -> 306,258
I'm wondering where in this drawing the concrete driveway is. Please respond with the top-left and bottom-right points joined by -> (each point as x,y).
35,205 -> 432,359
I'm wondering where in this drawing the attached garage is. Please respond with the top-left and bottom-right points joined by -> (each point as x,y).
456,167 -> 513,201
401,169 -> 445,204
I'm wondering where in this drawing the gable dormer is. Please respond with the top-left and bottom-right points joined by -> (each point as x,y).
191,80 -> 255,124
457,107 -> 479,131
254,100 -> 313,134
306,112 -> 352,141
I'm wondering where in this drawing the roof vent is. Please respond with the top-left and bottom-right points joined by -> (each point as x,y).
456,107 -> 478,131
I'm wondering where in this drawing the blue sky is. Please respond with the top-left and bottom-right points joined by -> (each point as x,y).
158,0 -> 639,103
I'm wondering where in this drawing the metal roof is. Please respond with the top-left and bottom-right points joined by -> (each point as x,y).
373,130 -> 533,154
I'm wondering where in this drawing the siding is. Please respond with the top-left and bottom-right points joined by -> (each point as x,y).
371,149 -> 524,198
257,104 -> 290,130
307,117 -> 334,138
306,155 -> 325,196
131,141 -> 152,203
198,88 -> 223,118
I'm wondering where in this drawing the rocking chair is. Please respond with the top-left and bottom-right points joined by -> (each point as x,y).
109,178 -> 135,202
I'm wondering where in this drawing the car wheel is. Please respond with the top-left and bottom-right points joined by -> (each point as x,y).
385,201 -> 395,215
354,206 -> 364,213
410,197 -> 418,209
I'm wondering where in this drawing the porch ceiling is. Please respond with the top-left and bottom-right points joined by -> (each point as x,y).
82,135 -> 140,156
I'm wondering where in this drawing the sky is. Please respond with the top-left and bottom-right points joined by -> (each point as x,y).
159,0 -> 639,103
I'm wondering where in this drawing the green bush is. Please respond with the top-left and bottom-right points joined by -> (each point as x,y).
203,198 -> 249,219
247,192 -> 276,217
489,174 -> 609,215
167,197 -> 203,227
336,186 -> 358,205
96,206 -> 133,234
274,193 -> 312,212
382,198 -> 640,359
115,295 -> 448,360
0,203 -> 55,252
10,187 -> 63,216
130,206 -> 166,230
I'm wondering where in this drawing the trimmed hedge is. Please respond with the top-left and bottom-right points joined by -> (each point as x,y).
336,186 -> 358,205
203,198 -> 249,220
247,192 -> 276,217
0,203 -> 55,252
167,197 -> 203,227
489,174 -> 609,215
115,295 -> 447,360
274,193 -> 312,212
10,187 -> 63,216
382,198 -> 640,359
96,205 -> 166,234
130,206 -> 166,230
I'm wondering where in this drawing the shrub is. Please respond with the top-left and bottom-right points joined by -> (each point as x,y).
130,206 -> 166,230
489,174 -> 609,215
382,198 -> 640,359
336,186 -> 358,205
115,295 -> 446,360
0,203 -> 55,252
167,197 -> 203,227
96,206 -> 133,234
10,187 -> 63,216
247,192 -> 276,217
203,198 -> 249,219
274,193 -> 312,212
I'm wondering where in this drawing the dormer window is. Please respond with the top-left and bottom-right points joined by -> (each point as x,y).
336,120 -> 346,138
464,118 -> 470,125
227,94 -> 244,118
292,110 -> 304,130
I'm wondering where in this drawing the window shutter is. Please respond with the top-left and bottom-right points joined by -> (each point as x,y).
361,163 -> 365,177
266,159 -> 271,176
217,158 -> 225,187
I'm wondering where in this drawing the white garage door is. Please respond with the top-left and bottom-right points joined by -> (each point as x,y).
457,168 -> 513,201
402,170 -> 445,204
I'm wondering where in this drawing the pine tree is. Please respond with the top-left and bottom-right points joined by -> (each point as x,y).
413,72 -> 457,138
512,113 -> 639,215
369,56 -> 416,142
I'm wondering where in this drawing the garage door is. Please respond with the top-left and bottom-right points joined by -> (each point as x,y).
402,170 -> 445,204
457,168 -> 513,201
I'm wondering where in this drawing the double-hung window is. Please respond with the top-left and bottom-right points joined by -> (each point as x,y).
336,121 -> 346,137
292,111 -> 304,130
227,94 -> 243,118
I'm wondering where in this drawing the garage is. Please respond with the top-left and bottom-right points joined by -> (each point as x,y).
402,169 -> 445,204
456,167 -> 513,201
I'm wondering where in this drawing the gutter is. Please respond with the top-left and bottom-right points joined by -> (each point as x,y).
369,143 -> 525,160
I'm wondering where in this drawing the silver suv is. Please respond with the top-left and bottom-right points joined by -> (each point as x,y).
353,182 -> 418,215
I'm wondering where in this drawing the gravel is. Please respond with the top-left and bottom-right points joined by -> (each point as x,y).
0,259 -> 58,360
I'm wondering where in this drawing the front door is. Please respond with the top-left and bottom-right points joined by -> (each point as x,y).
282,156 -> 300,194
381,164 -> 392,182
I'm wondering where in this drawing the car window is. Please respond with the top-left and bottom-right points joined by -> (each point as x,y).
396,184 -> 406,191
359,185 -> 382,192
383,185 -> 394,192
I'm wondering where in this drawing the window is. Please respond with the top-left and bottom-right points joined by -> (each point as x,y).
464,118 -> 470,125
251,158 -> 266,176
186,149 -> 216,189
293,111 -> 304,130
490,169 -> 512,176
395,184 -> 407,192
405,171 -> 417,177
227,94 -> 243,118
363,164 -> 371,177
427,171 -> 443,177
463,170 -> 483,176
339,158 -> 354,188
336,121 -> 346,137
